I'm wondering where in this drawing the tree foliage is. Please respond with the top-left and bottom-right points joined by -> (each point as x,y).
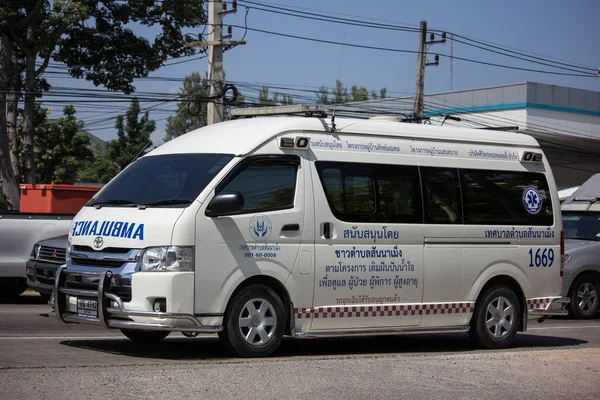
108,97 -> 155,171
76,143 -> 119,184
31,105 -> 94,183
316,80 -> 387,104
258,86 -> 294,106
0,0 -> 206,208
164,72 -> 209,142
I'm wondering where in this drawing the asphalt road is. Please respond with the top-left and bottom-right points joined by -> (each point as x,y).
1,292 -> 599,399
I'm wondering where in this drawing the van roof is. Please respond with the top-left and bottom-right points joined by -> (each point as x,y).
150,116 -> 540,156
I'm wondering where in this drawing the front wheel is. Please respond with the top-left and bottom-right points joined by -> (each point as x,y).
121,329 -> 170,343
469,285 -> 521,349
219,284 -> 285,358
569,274 -> 599,319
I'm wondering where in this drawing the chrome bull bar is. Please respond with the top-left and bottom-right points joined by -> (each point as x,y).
528,297 -> 570,320
53,266 -> 222,333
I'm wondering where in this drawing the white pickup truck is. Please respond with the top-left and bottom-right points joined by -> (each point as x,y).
0,211 -> 73,299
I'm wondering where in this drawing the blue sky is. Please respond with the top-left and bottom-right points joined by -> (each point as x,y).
44,0 -> 600,144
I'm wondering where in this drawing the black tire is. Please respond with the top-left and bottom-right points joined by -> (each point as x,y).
569,274 -> 600,319
469,285 -> 521,349
0,278 -> 27,300
218,284 -> 285,358
121,329 -> 170,343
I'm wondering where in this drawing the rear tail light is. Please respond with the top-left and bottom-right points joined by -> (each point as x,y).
560,231 -> 565,277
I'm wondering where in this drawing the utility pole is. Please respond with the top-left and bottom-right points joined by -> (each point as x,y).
207,0 -> 224,125
186,1 -> 246,125
413,21 -> 446,122
450,33 -> 454,91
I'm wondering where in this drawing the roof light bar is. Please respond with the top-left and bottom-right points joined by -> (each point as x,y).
230,104 -> 329,118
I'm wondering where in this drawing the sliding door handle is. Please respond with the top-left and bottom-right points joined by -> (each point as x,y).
281,223 -> 300,231
323,222 -> 332,239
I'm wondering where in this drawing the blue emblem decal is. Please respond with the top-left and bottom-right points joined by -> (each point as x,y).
522,186 -> 542,215
250,215 -> 272,242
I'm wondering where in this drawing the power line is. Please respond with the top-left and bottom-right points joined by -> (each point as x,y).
239,0 -> 597,75
233,24 -> 598,78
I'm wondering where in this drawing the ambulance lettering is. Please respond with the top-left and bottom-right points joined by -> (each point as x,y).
72,220 -> 145,240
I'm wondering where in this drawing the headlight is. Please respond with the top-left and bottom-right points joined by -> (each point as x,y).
140,246 -> 194,272
30,244 -> 41,260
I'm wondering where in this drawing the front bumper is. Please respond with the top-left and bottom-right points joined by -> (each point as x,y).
52,266 -> 222,333
26,260 -> 61,294
528,297 -> 570,319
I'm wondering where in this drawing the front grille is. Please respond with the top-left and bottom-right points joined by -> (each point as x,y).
72,245 -> 131,254
65,276 -> 132,302
38,246 -> 66,264
71,258 -> 126,268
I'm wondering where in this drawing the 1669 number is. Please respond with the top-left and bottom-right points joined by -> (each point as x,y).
528,248 -> 554,267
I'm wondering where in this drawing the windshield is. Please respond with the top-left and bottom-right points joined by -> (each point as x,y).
88,153 -> 234,208
563,212 -> 600,241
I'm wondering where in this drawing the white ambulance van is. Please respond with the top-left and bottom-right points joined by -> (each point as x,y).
53,106 -> 568,357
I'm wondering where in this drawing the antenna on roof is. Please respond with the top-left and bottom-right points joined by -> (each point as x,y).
330,33 -> 346,133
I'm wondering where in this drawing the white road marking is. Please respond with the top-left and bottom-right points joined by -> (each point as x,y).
528,324 -> 600,331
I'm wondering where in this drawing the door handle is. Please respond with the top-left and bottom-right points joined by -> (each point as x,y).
323,222 -> 332,239
281,223 -> 300,231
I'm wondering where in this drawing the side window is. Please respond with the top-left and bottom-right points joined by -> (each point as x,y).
218,158 -> 298,213
344,175 -> 375,214
376,166 -> 422,223
460,169 -> 553,225
317,161 -> 422,223
421,167 -> 462,224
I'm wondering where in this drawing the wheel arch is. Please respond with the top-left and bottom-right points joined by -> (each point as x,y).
568,269 -> 600,294
471,274 -> 528,332
225,275 -> 294,336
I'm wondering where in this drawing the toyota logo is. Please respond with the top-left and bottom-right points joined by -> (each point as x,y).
93,237 -> 104,249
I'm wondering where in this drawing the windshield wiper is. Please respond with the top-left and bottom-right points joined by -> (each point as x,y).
141,199 -> 193,207
89,199 -> 137,209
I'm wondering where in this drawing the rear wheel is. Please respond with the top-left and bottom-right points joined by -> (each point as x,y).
569,274 -> 599,319
121,329 -> 170,343
469,285 -> 521,349
219,284 -> 285,358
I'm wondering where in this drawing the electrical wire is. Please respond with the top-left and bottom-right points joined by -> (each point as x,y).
233,24 -> 597,78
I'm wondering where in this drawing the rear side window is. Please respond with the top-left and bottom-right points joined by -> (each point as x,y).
218,158 -> 298,213
460,169 -> 553,225
421,167 -> 462,224
316,162 -> 422,223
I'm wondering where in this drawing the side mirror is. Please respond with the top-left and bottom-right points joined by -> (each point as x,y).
205,192 -> 244,217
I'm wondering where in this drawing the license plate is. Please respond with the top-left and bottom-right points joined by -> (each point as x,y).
77,298 -> 98,318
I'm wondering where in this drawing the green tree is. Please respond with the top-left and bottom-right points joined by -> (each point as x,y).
316,80 -> 387,104
0,0 -> 206,208
31,104 -> 94,183
108,97 -> 155,171
76,143 -> 119,184
257,86 -> 294,106
332,80 -> 349,104
164,72 -> 210,142
316,86 -> 330,105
